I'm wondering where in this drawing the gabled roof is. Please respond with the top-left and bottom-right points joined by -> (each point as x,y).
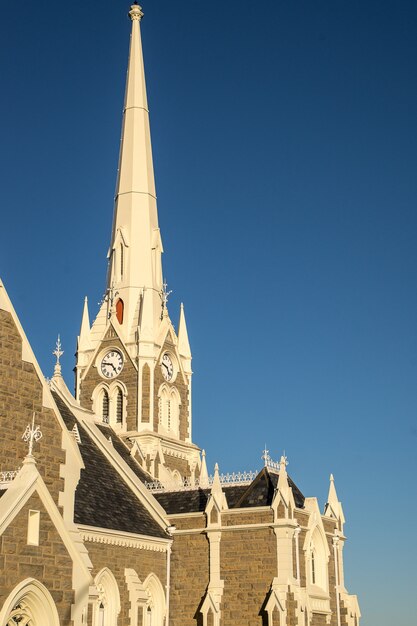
53,393 -> 168,539
234,467 -> 305,509
153,469 -> 305,515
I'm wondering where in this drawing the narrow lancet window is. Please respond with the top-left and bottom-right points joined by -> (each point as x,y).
311,551 -> 316,584
102,391 -> 109,424
116,388 -> 123,423
116,298 -> 124,324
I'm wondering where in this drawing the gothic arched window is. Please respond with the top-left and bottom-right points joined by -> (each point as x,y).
2,579 -> 60,626
116,387 -> 123,423
94,568 -> 121,626
308,527 -> 328,591
116,298 -> 124,324
311,550 -> 316,584
102,390 -> 109,424
158,384 -> 180,437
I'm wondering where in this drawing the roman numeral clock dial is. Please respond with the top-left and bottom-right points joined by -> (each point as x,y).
100,350 -> 124,379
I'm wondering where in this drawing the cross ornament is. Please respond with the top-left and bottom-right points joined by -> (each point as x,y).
22,412 -> 43,457
53,335 -> 63,364
160,279 -> 172,319
261,446 -> 270,467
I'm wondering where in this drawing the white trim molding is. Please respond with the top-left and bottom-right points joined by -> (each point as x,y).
79,525 -> 170,552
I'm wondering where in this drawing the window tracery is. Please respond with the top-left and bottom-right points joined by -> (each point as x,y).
158,384 -> 180,437
102,390 -> 110,424
93,568 -> 120,626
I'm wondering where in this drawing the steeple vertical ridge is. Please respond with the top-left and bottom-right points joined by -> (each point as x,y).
108,3 -> 162,336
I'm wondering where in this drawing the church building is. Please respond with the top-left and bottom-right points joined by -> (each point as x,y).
0,4 -> 360,625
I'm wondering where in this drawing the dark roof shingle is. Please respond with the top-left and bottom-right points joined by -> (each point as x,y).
53,393 -> 168,539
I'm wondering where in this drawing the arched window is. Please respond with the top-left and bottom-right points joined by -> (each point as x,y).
0,579 -> 60,626
116,388 -> 123,423
308,528 -> 328,591
143,574 -> 165,626
158,385 -> 180,437
116,298 -> 124,324
94,568 -> 120,626
311,550 -> 316,584
102,390 -> 109,424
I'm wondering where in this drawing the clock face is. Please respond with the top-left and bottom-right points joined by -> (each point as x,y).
161,353 -> 174,381
100,350 -> 124,379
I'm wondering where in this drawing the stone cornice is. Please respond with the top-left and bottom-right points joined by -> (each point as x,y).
78,525 -> 171,552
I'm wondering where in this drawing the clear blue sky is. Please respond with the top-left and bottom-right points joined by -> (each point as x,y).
1,1 -> 416,623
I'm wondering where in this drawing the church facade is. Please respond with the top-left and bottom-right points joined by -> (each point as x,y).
0,4 -> 360,626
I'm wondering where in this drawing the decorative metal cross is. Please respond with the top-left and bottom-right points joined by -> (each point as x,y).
160,279 -> 172,319
261,445 -> 270,467
22,412 -> 43,457
105,283 -> 119,319
53,335 -> 64,365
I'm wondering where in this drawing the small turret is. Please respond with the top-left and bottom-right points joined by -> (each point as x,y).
324,473 -> 345,530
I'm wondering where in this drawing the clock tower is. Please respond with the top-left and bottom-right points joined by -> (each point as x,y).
74,3 -> 200,484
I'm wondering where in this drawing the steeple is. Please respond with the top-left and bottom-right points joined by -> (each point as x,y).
75,4 -> 197,480
108,2 -> 162,336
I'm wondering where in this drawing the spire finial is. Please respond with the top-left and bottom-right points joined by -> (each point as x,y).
53,335 -> 64,376
160,279 -> 172,319
262,445 -> 270,467
129,2 -> 144,21
22,412 -> 43,459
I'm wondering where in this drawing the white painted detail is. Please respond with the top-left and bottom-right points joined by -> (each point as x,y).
27,510 -> 40,546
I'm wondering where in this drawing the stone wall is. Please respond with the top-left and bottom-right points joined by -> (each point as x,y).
0,310 -> 65,508
0,492 -> 74,626
169,530 -> 209,626
220,525 -> 277,625
85,540 -> 167,624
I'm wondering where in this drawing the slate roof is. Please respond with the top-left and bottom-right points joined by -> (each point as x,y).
95,423 -> 151,484
53,393 -> 168,539
153,469 -> 305,515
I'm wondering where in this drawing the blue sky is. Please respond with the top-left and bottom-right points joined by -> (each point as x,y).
1,1 -> 416,623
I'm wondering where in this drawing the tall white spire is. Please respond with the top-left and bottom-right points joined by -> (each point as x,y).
108,2 -> 162,335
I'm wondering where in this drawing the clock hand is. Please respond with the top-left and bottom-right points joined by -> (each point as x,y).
102,360 -> 117,372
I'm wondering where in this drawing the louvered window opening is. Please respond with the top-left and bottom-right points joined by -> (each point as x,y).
116,389 -> 123,423
102,391 -> 109,424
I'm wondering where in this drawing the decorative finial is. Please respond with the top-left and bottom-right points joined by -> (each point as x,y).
129,2 -> 144,21
262,445 -> 270,467
280,453 -> 289,469
53,335 -> 64,376
160,279 -> 172,319
22,412 -> 43,458
103,283 -> 119,319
